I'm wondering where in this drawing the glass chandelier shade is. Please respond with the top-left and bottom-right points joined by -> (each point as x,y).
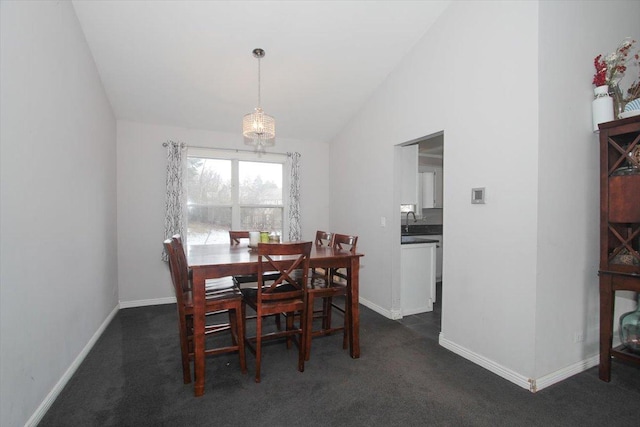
243,107 -> 275,146
243,48 -> 275,147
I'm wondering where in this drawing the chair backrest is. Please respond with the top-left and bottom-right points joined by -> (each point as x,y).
229,230 -> 250,246
164,237 -> 190,306
315,230 -> 332,247
331,233 -> 358,253
256,241 -> 312,302
330,234 -> 358,284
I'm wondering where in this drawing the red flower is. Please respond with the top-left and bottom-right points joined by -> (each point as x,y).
592,54 -> 607,86
592,38 -> 639,88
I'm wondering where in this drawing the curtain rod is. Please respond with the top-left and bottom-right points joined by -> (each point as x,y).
161,142 -> 295,157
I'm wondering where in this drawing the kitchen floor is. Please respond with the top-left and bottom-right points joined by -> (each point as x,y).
396,281 -> 442,341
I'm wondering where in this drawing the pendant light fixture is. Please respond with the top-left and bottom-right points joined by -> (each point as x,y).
243,48 -> 275,148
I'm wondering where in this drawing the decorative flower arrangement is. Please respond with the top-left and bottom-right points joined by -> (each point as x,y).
592,38 -> 638,87
592,38 -> 640,114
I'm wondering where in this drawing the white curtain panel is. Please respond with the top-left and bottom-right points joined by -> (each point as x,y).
162,141 -> 186,261
287,152 -> 301,241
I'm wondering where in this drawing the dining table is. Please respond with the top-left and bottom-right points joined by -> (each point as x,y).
187,241 -> 364,396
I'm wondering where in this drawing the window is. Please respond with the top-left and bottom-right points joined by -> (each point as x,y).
186,148 -> 286,244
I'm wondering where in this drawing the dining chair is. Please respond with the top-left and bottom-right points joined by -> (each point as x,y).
229,231 -> 260,286
229,230 -> 250,246
310,230 -> 332,285
229,231 -> 282,280
229,230 -> 283,330
279,231 -> 332,340
164,236 -> 247,386
240,241 -> 312,382
306,230 -> 335,329
304,233 -> 358,361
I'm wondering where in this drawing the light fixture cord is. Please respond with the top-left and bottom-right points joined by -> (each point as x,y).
257,55 -> 261,107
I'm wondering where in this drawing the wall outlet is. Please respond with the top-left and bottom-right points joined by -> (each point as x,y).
573,332 -> 585,343
380,216 -> 386,227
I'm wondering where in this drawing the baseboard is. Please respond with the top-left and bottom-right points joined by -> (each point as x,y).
532,353 -> 599,392
26,305 -> 119,427
439,332 -> 601,393
358,297 -> 402,319
439,332 -> 534,392
402,303 -> 433,317
119,296 -> 176,309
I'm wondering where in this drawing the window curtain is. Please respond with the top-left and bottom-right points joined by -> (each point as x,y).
162,141 -> 186,261
287,152 -> 301,241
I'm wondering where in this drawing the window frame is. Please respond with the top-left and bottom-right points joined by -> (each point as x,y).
186,147 -> 290,242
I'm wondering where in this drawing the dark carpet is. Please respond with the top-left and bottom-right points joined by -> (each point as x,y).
40,289 -> 640,426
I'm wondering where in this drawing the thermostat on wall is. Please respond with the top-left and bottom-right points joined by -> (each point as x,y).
471,187 -> 485,204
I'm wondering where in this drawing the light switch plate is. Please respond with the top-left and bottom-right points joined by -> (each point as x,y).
471,187 -> 485,204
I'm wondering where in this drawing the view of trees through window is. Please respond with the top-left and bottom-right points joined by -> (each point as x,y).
186,155 -> 284,244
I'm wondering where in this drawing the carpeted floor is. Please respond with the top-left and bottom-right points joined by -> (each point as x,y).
40,291 -> 640,426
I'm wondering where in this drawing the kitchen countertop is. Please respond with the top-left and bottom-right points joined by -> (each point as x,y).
401,224 -> 442,236
401,236 -> 439,245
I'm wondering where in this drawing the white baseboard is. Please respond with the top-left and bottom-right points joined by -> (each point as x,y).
401,303 -> 433,317
439,332 -> 532,391
439,332 -> 600,393
119,296 -> 176,309
532,353 -> 599,392
389,309 -> 402,320
26,305 -> 119,427
358,297 -> 403,319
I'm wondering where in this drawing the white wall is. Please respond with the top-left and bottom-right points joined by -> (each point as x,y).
116,121 -> 330,305
330,0 -> 640,389
330,0 -> 541,382
536,0 -> 640,378
0,2 -> 117,426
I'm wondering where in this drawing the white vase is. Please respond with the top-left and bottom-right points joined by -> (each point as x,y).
592,85 -> 614,132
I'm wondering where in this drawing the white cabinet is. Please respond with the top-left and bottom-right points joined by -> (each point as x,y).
400,145 -> 419,205
421,171 -> 436,209
401,243 -> 436,315
420,166 -> 443,209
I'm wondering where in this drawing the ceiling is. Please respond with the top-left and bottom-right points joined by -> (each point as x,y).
72,1 -> 450,144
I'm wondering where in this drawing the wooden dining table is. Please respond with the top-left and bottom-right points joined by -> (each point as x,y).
187,242 -> 364,396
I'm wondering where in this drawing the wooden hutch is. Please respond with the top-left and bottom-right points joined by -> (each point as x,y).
598,115 -> 640,381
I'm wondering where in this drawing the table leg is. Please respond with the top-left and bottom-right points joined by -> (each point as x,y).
192,269 -> 206,396
349,256 -> 360,358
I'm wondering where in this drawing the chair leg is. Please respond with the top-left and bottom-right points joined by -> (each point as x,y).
305,294 -> 314,361
228,310 -> 238,346
275,313 -> 282,330
255,311 -> 262,383
298,306 -> 306,372
321,298 -> 330,330
285,312 -> 294,349
234,306 -> 247,374
343,291 -> 351,350
343,303 -> 349,350
179,314 -> 192,384
325,296 -> 334,331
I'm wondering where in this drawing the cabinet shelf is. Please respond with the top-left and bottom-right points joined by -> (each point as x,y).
611,345 -> 640,364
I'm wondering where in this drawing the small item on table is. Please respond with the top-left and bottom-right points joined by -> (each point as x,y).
249,231 -> 260,247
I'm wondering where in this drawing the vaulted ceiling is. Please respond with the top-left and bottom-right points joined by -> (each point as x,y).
72,1 -> 450,143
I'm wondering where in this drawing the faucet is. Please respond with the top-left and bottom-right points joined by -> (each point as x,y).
404,211 -> 417,233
